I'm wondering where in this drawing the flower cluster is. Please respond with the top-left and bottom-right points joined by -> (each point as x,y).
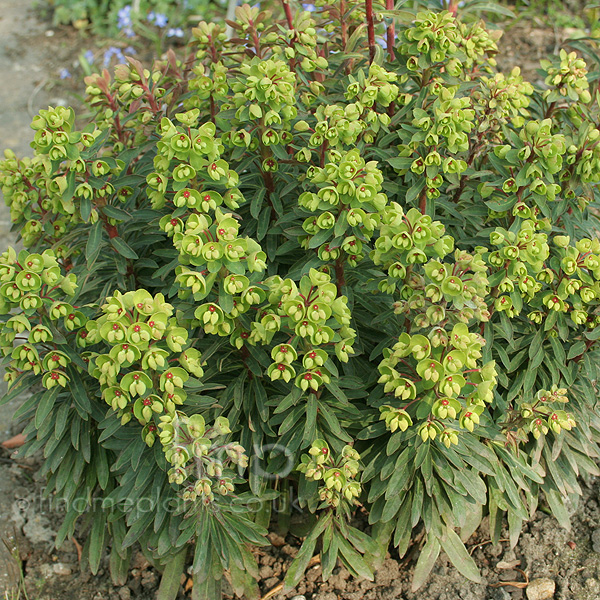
186,24 -> 229,117
412,88 -> 475,156
542,236 -> 600,324
487,221 -> 600,327
400,249 -> 490,327
84,291 -> 205,443
297,440 -> 361,509
472,67 -> 534,131
487,219 -> 550,317
370,203 -> 489,327
84,58 -> 168,144
175,207 -> 265,298
378,324 -> 497,446
102,46 -> 128,67
493,118 -> 566,210
372,205 -> 466,299
399,10 -> 459,71
147,10 -> 168,28
117,4 -> 135,37
456,19 -> 499,72
0,248 -> 78,389
191,21 -> 228,62
227,57 -> 297,172
541,49 -> 591,104
568,125 -> 600,185
399,10 -> 497,75
264,9 -> 327,74
0,108 -> 108,248
263,269 -> 354,389
150,110 -> 240,212
300,65 -> 400,150
299,149 -> 386,265
159,413 -> 248,503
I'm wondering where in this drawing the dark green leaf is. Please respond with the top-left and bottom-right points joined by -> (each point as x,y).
110,237 -> 139,259
411,535 -> 441,591
35,388 -> 60,428
567,340 -> 586,361
440,527 -> 481,583
85,220 -> 104,263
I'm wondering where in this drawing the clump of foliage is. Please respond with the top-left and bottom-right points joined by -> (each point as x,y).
3,2 -> 600,598
44,0 -> 219,36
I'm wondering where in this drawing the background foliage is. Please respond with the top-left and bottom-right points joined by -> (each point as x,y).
42,0 -> 224,36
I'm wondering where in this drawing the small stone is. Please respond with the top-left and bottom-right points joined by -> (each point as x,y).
592,528 -> 600,553
267,532 -> 286,547
118,587 -> 131,600
23,513 -> 55,544
141,570 -> 157,588
52,562 -> 72,576
259,565 -> 273,579
131,551 -> 150,570
281,544 -> 297,557
526,578 -> 555,600
39,564 -> 53,579
291,596 -> 306,600
314,593 -> 337,600
492,588 -> 511,600
263,577 -> 278,589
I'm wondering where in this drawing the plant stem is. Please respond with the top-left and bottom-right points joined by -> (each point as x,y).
320,139 -> 329,168
340,0 -> 348,51
281,0 -> 294,29
544,101 -> 556,120
365,0 -> 376,63
386,0 -> 395,61
418,189 -> 427,214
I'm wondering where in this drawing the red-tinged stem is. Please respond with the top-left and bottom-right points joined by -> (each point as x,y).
365,0 -> 376,63
340,0 -> 348,51
544,101 -> 556,120
320,139 -> 329,168
281,0 -> 294,29
210,95 -> 216,123
103,221 -> 119,239
419,190 -> 427,214
250,21 -> 261,57
386,0 -> 395,61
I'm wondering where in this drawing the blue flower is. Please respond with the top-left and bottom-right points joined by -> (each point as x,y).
59,68 -> 71,79
117,5 -> 132,29
124,46 -> 137,55
83,50 -> 95,64
166,27 -> 184,38
103,46 -> 126,67
302,2 -> 316,11
148,11 -> 168,27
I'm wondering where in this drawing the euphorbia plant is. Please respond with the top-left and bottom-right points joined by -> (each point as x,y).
2,1 -> 600,597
